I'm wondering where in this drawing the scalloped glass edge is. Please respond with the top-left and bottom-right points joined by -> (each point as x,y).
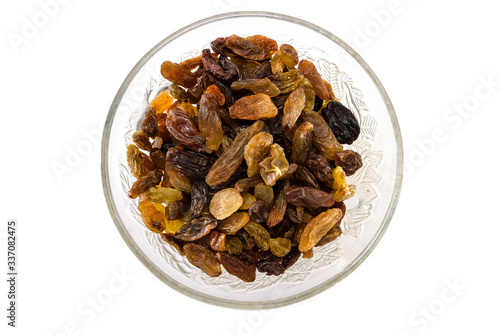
101,11 -> 404,309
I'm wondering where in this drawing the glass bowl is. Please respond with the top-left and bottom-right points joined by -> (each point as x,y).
101,11 -> 403,309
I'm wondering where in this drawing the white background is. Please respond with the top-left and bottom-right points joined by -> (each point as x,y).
1,0 -> 499,334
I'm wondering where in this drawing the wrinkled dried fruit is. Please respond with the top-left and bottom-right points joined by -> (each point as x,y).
231,78 -> 280,97
209,188 -> 243,220
244,132 -> 273,177
146,187 -> 183,203
270,69 -> 304,94
227,236 -> 243,255
201,49 -> 238,81
190,180 -> 209,216
282,87 -> 306,130
150,150 -> 166,170
141,109 -> 158,138
166,169 -> 192,192
331,166 -> 347,191
217,212 -> 250,235
166,107 -> 210,153
127,144 -> 156,178
150,90 -> 173,114
302,109 -> 343,160
298,59 -> 331,100
243,221 -> 271,251
180,55 -> 203,70
267,179 -> 289,227
270,50 -> 285,74
226,34 -> 277,61
234,176 -> 263,192
165,148 -> 215,180
164,219 -> 184,235
132,131 -> 152,151
316,223 -> 342,247
235,230 -> 256,250
161,61 -> 198,88
282,248 -> 301,269
286,187 -> 335,209
291,122 -> 313,165
210,37 -> 237,57
259,144 -> 289,186
165,196 -> 188,220
209,230 -> 227,252
334,150 -> 363,176
129,170 -> 162,199
229,94 -> 278,120
248,200 -> 270,223
239,192 -> 257,210
298,208 -> 342,252
307,154 -> 332,186
198,93 -> 223,151
295,166 -> 320,189
216,252 -> 256,282
175,216 -> 217,241
248,61 -> 273,79
321,100 -> 360,145
333,184 -> 356,202
257,253 -> 285,276
184,244 -> 221,277
254,184 -> 274,207
206,120 -> 264,186
269,238 -> 292,257
205,84 -> 225,106
138,200 -> 166,233
280,44 -> 299,69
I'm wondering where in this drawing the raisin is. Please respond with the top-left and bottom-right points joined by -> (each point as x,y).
161,233 -> 185,255
298,208 -> 343,252
205,120 -> 265,186
331,166 -> 347,191
216,252 -> 256,282
168,84 -> 190,100
229,93 -> 278,120
198,93 -> 223,151
280,44 -> 299,69
267,179 -> 289,227
152,136 -> 163,150
160,61 -> 198,88
248,200 -> 270,223
244,132 -> 273,177
209,188 -> 243,220
333,184 -> 356,202
234,176 -> 262,192
301,109 -> 343,160
257,253 -> 285,276
270,50 -> 285,74
141,108 -> 158,137
127,144 -> 155,178
235,230 -> 256,250
313,95 -> 323,111
230,57 -> 260,79
184,244 -> 222,277
165,147 -> 215,180
209,230 -> 227,252
132,131 -> 152,151
226,236 -> 243,255
226,34 -> 277,61
205,84 -> 225,106
254,184 -> 274,207
248,61 -> 273,79
243,221 -> 271,251
165,197 -> 188,220
231,78 -> 280,97
282,248 -> 301,269
150,90 -> 173,114
239,192 -> 257,210
150,150 -> 166,170
175,216 -> 217,241
321,100 -> 360,145
282,87 -> 306,130
201,49 -> 238,81
217,212 -> 250,235
291,122 -> 314,165
307,154 -> 333,186
180,55 -> 203,70
298,60 -> 331,100
269,238 -> 292,257
259,144 -> 289,186
279,163 -> 297,180
146,187 -> 183,203
302,79 -> 316,110
295,166 -> 320,189
164,219 -> 185,235
166,169 -> 192,192
138,200 -> 166,233
210,37 -> 238,57
128,170 -> 162,199
286,187 -> 335,209
166,107 -> 210,153
267,111 -> 285,146
316,223 -> 342,247
334,150 -> 363,176
270,69 -> 305,94
190,180 -> 209,216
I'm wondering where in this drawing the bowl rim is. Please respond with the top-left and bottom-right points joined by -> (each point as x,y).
101,10 -> 404,309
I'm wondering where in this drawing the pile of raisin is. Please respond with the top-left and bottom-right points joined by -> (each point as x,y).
126,34 -> 364,282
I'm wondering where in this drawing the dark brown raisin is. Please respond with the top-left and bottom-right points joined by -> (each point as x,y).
128,170 -> 162,199
321,100 -> 361,145
216,252 -> 256,282
286,187 -> 335,209
334,150 -> 363,176
165,147 -> 215,180
248,200 -> 270,223
190,180 -> 209,216
141,109 -> 158,137
175,216 -> 217,241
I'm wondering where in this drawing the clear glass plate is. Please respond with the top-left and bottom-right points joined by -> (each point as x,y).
101,11 -> 403,309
